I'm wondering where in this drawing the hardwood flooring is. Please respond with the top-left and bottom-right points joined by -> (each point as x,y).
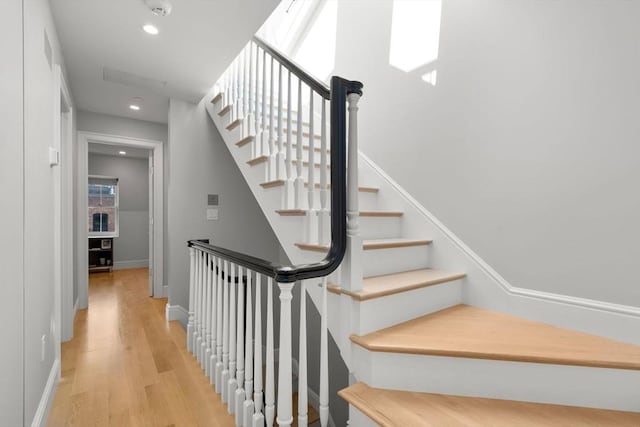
47,268 -> 235,427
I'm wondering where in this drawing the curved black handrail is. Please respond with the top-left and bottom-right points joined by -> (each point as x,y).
190,38 -> 362,284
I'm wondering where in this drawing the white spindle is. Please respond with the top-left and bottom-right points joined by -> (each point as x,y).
265,278 -> 275,426
276,63 -> 285,181
238,51 -> 244,122
343,92 -> 364,291
294,80 -> 304,209
319,99 -> 330,244
210,256 -> 218,384
276,281 -> 294,427
244,45 -> 250,129
229,263 -> 238,412
319,277 -> 329,426
234,57 -> 240,121
307,89 -> 318,243
215,257 -> 224,391
298,281 -> 308,426
252,274 -> 265,427
243,270 -> 255,427
222,260 -> 230,402
261,50 -> 268,158
235,267 -> 246,422
204,253 -> 212,376
284,70 -> 294,208
187,247 -> 195,353
268,56 -> 276,181
252,45 -> 260,159
195,250 -> 202,362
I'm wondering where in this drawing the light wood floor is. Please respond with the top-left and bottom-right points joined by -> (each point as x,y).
47,268 -> 235,427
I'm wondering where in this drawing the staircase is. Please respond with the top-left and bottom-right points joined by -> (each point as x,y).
195,36 -> 640,426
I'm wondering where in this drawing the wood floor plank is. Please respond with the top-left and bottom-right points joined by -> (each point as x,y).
351,304 -> 640,370
47,268 -> 236,427
340,382 -> 640,426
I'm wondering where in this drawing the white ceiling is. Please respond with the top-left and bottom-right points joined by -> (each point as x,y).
88,143 -> 151,159
51,0 -> 280,123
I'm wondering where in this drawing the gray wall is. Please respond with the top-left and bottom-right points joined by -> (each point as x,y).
167,98 -> 282,309
0,0 -> 24,424
78,110 -> 169,278
88,153 -> 150,267
322,0 -> 640,306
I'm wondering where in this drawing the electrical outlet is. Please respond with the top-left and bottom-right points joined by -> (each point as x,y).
41,335 -> 46,361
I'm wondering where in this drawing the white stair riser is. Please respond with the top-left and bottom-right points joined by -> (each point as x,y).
362,245 -> 430,277
348,406 -> 377,427
354,280 -> 462,335
352,347 -> 640,412
359,217 -> 402,240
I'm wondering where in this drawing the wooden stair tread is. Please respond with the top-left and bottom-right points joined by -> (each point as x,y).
260,179 -> 378,193
350,304 -> 640,370
276,209 -> 402,217
339,382 -> 640,427
329,269 -> 464,301
296,238 -> 432,253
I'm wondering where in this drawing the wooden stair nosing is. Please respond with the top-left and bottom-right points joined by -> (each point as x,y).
295,238 -> 432,253
276,209 -> 402,217
218,105 -> 231,116
329,269 -> 465,301
339,382 -> 640,427
350,304 -> 640,371
226,119 -> 242,131
247,155 -> 269,166
211,93 -> 222,104
260,180 -> 378,193
235,135 -> 254,147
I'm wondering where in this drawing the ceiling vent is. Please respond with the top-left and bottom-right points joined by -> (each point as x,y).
145,0 -> 172,16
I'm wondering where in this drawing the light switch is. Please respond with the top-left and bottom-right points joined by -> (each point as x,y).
206,208 -> 219,221
49,147 -> 60,166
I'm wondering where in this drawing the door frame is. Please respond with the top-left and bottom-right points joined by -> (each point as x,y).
77,131 -> 165,308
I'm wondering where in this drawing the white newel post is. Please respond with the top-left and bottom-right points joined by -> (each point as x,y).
187,247 -> 195,353
341,92 -> 363,292
276,281 -> 294,427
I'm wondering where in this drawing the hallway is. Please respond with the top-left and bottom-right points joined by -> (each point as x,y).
47,269 -> 234,426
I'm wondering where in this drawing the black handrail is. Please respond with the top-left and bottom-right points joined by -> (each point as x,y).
190,38 -> 362,284
252,35 -> 330,99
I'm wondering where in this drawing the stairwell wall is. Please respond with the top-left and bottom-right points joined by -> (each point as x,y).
167,98 -> 282,314
326,0 -> 640,306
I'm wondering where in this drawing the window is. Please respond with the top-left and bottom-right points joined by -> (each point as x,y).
88,176 -> 119,237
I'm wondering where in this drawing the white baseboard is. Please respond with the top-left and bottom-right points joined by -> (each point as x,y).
166,303 -> 188,328
30,358 -> 59,427
360,152 -> 640,344
113,259 -> 149,270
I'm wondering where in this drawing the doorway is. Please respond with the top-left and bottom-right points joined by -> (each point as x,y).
77,132 -> 164,311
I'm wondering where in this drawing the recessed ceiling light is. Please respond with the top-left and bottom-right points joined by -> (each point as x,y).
129,104 -> 141,111
143,24 -> 159,35
119,151 -> 127,155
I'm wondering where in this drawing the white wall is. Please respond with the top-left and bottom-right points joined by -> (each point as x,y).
302,0 -> 639,306
22,0 -> 74,423
88,153 -> 150,267
167,98 -> 282,310
78,110 -> 169,278
0,1 -> 24,424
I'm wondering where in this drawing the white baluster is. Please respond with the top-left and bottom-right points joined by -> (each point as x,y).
252,45 -> 260,159
187,247 -> 195,353
222,260 -> 230,403
252,274 -> 265,427
238,50 -> 244,123
234,57 -> 240,121
194,250 -> 202,363
210,256 -> 218,384
276,281 -> 294,427
235,267 -> 246,425
342,92 -> 363,291
248,43 -> 255,146
307,89 -> 318,243
229,263 -> 238,412
243,45 -> 250,135
243,271 -> 255,427
298,281 -> 308,427
200,251 -> 207,365
284,70 -> 294,208
319,277 -> 329,427
265,278 -> 275,426
204,253 -> 212,376
268,56 -> 276,181
260,50 -> 268,158
215,257 -> 224,391
319,99 -> 330,244
294,80 -> 305,209
276,63 -> 286,182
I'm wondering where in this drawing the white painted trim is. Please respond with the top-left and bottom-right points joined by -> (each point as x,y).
73,297 -> 79,317
113,259 -> 149,270
166,303 -> 188,327
359,152 -> 640,343
30,358 -> 60,427
77,131 -> 164,301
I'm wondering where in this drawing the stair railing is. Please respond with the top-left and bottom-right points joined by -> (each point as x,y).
187,36 -> 362,427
